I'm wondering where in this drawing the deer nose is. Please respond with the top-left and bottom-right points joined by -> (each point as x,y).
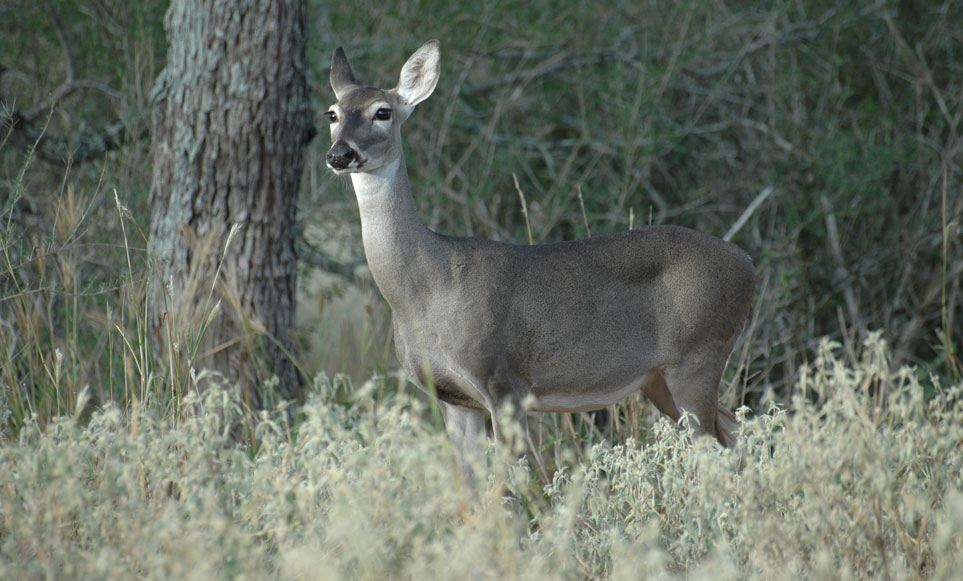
326,142 -> 356,170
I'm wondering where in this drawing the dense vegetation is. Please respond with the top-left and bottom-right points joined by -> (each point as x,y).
1,0 -> 961,577
1,340 -> 961,578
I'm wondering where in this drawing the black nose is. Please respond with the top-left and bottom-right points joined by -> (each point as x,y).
326,142 -> 356,170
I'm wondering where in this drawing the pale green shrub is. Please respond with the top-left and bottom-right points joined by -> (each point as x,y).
1,336 -> 960,579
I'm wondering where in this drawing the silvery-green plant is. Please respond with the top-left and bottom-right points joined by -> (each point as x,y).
1,336 -> 960,579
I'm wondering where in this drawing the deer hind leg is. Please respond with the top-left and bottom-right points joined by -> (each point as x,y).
661,353 -> 734,447
490,397 -> 548,481
640,369 -> 680,421
485,370 -> 549,483
441,402 -> 488,489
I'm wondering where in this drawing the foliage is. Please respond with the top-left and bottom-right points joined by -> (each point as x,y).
0,338 -> 961,579
3,0 -> 959,407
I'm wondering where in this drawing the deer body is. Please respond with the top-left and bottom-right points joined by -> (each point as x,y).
327,41 -> 755,474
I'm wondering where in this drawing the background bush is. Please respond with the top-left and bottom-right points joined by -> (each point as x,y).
3,0 -> 959,417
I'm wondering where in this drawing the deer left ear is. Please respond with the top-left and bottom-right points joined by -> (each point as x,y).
330,46 -> 357,100
393,40 -> 440,113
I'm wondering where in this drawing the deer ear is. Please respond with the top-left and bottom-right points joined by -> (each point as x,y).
394,40 -> 440,110
330,46 -> 357,100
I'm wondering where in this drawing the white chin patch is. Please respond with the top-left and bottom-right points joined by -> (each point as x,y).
328,158 -> 368,174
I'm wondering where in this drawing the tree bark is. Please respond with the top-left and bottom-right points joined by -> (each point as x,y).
148,0 -> 313,406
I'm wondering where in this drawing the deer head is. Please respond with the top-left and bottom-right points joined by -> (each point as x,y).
325,40 -> 440,174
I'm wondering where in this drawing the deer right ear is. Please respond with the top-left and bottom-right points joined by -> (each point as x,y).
394,40 -> 440,111
330,47 -> 357,100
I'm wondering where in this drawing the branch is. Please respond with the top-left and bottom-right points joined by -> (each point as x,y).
0,3 -> 139,166
821,195 -> 865,337
0,59 -> 141,165
463,52 -> 611,97
684,8 -> 838,79
723,186 -> 773,242
296,236 -> 367,283
0,109 -> 147,165
44,0 -> 77,83
25,79 -> 123,122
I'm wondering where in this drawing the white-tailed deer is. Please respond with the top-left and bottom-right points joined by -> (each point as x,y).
324,40 -> 755,477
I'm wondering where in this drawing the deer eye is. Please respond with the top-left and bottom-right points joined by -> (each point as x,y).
375,108 -> 392,121
325,111 -> 338,123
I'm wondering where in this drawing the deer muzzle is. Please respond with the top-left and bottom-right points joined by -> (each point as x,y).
326,141 -> 357,171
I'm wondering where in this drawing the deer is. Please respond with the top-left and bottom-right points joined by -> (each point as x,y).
323,40 -> 755,480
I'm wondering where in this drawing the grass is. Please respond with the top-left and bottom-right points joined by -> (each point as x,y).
0,336 -> 960,579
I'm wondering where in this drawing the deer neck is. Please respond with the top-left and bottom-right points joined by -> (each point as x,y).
350,156 -> 442,312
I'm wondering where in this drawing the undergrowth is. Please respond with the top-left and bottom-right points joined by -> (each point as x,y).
1,336 -> 960,579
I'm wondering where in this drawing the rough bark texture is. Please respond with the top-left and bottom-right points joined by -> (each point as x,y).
148,0 -> 313,406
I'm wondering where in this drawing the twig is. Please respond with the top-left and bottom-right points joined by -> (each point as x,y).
464,52 -> 610,97
820,195 -> 864,337
576,184 -> 591,237
44,0 -> 77,83
512,173 -> 534,245
881,12 -> 958,132
684,8 -> 838,78
1,112 -> 147,165
894,261 -> 963,366
939,162 -> 960,376
25,79 -> 123,122
0,2 -> 130,164
723,186 -> 773,242
739,120 -> 795,153
296,237 -> 367,283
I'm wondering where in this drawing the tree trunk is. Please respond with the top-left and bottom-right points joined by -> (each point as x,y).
148,0 -> 314,407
